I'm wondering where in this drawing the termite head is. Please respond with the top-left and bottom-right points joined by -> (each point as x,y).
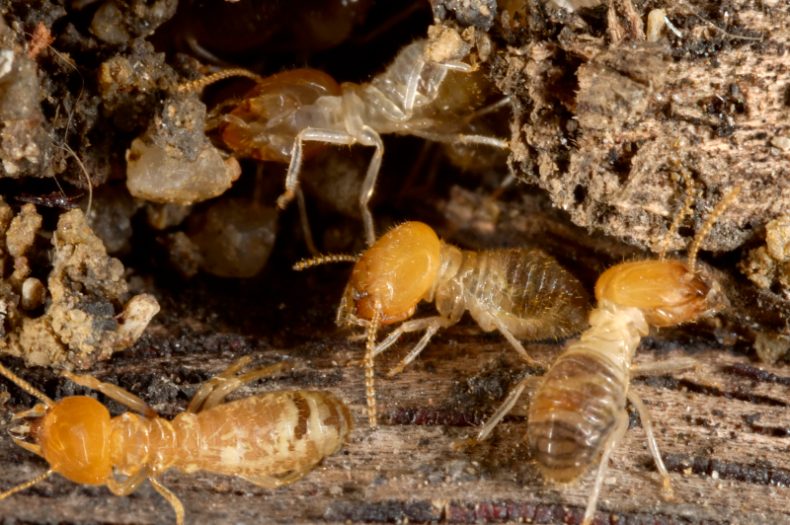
596,180 -> 741,327
337,222 -> 442,326
29,397 -> 112,485
594,259 -> 727,327
218,68 -> 340,162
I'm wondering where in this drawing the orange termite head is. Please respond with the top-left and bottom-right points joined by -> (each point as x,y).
219,68 -> 341,162
19,397 -> 113,485
594,259 -> 727,327
336,221 -> 442,326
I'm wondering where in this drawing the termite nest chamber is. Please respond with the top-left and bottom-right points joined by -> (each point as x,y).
0,1 -> 788,522
0,0 -> 785,363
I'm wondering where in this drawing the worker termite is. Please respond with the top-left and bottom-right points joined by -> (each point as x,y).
0,357 -> 352,524
474,179 -> 740,525
295,221 -> 590,427
180,30 -> 510,247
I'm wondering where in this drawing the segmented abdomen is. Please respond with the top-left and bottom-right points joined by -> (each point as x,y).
527,351 -> 625,482
455,248 -> 589,339
526,302 -> 647,482
171,390 -> 352,487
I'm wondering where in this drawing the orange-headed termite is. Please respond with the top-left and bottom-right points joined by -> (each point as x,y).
179,35 -> 510,247
0,357 -> 352,524
295,221 -> 590,427
475,176 -> 740,525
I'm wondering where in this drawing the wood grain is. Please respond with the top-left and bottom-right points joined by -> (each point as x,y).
0,317 -> 788,524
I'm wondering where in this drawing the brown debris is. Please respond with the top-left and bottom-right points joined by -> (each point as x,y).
0,17 -> 51,177
500,1 -> 789,253
0,201 -> 159,368
0,0 -> 787,522
26,22 -> 54,60
740,216 -> 790,299
90,0 -> 178,45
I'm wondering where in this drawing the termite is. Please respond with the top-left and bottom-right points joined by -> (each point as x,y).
0,357 -> 352,524
295,221 -> 590,427
180,33 -> 510,247
474,177 -> 740,525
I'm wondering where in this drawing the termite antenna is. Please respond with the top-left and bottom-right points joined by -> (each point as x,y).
58,141 -> 93,217
0,469 -> 53,501
461,95 -> 513,125
296,189 -> 319,256
687,185 -> 742,273
45,41 -> 93,216
678,0 -> 763,42
658,166 -> 696,260
364,309 -> 381,428
0,362 -> 54,407
293,254 -> 358,271
176,68 -> 262,94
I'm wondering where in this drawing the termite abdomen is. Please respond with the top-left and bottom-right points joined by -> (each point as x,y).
170,390 -> 353,483
527,351 -> 626,482
448,248 -> 590,340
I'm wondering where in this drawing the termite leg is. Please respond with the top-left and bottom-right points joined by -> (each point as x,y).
440,61 -> 474,73
187,356 -> 252,412
296,188 -> 319,256
277,127 -> 382,246
62,371 -> 156,418
475,375 -> 539,442
581,409 -> 629,525
402,56 -> 425,115
410,129 -> 509,150
188,359 -> 291,413
199,362 -> 290,411
107,469 -> 148,496
358,126 -> 384,246
490,316 -> 541,367
462,96 -> 513,123
632,357 -> 697,377
240,468 -> 311,489
400,57 -> 471,116
372,316 -> 453,376
149,477 -> 185,525
627,390 -> 674,500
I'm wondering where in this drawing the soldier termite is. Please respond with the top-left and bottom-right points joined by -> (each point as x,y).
295,221 -> 590,427
474,179 -> 741,525
0,357 -> 352,525
179,31 -> 510,247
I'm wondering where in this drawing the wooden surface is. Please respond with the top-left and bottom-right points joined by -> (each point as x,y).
0,306 -> 788,524
0,0 -> 788,523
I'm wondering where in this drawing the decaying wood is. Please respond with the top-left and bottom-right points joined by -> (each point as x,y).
496,0 -> 789,253
0,318 -> 790,524
0,185 -> 787,525
0,1 -> 787,524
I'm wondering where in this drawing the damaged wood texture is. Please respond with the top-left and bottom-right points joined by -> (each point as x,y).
0,1 -> 788,525
0,317 -> 788,525
494,0 -> 788,253
0,189 -> 788,524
